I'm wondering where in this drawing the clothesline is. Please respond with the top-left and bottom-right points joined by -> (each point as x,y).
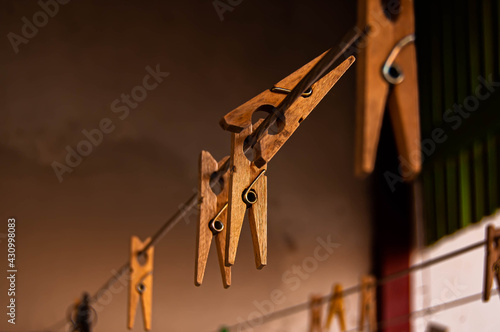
42,27 -> 368,332
215,238 -> 490,331
342,288 -> 499,332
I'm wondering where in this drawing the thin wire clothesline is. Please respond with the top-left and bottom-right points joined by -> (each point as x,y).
216,239 -> 489,331
342,288 -> 499,332
39,23 -> 492,330
42,27 -> 368,332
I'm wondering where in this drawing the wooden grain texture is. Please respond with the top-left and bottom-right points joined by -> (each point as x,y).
254,56 -> 355,168
220,51 -> 326,133
214,156 -> 231,286
355,0 -> 421,179
359,275 -> 376,332
226,122 -> 267,269
219,52 -> 354,168
128,236 -> 154,331
483,225 -> 500,302
325,284 -> 346,331
195,151 -> 231,288
309,295 -> 324,332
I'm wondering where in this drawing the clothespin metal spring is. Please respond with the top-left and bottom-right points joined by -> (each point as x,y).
209,203 -> 228,235
242,169 -> 266,205
382,33 -> 416,85
270,86 -> 313,98
136,271 -> 153,294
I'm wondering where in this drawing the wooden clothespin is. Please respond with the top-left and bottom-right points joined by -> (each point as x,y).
310,295 -> 324,332
325,284 -> 346,331
483,224 -> 500,302
226,120 -> 268,269
71,293 -> 93,332
128,236 -> 154,331
195,151 -> 231,288
355,0 -> 420,179
220,53 -> 355,168
220,52 -> 355,268
359,276 -> 377,332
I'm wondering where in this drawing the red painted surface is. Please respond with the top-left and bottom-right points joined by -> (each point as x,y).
380,247 -> 411,332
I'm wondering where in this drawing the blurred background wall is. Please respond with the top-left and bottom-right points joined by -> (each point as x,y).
0,1 -> 373,331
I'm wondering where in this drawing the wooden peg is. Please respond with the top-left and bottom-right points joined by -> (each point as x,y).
128,236 -> 154,331
72,293 -> 92,332
195,151 -> 231,288
355,0 -> 420,179
220,53 -> 355,168
359,276 -> 377,332
309,295 -> 324,332
325,284 -> 346,331
226,121 -> 267,269
483,224 -> 500,302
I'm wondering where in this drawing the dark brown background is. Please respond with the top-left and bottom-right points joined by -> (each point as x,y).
0,1 -> 372,331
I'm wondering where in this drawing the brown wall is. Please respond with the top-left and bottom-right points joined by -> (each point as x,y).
0,1 -> 372,331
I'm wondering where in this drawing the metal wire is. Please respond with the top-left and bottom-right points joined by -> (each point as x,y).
139,26 -> 368,254
31,24 -> 494,332
42,26 -> 368,331
218,238 -> 489,331
344,288 -> 499,332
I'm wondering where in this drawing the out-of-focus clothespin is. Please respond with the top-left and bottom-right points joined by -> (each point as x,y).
483,224 -> 500,302
359,276 -> 376,332
220,52 -> 355,269
195,151 -> 231,288
355,0 -> 420,179
71,292 -> 94,332
309,295 -> 324,332
128,236 -> 154,331
325,284 -> 346,331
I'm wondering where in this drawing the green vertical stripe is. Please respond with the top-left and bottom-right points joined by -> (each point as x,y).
454,0 -> 474,229
434,161 -> 447,238
487,135 -> 499,214
430,3 -> 446,239
446,156 -> 459,233
468,0 -> 483,223
473,142 -> 486,221
482,0 -> 498,216
459,149 -> 473,228
416,0 -> 500,244
442,0 -> 458,233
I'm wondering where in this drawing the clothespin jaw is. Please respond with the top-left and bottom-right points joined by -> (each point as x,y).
359,275 -> 376,332
309,295 -> 324,332
195,151 -> 231,288
225,120 -> 268,269
483,224 -> 500,302
128,236 -> 154,331
326,284 -> 346,331
220,53 -> 355,168
355,0 -> 420,180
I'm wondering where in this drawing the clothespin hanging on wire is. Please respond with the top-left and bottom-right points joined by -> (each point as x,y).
128,236 -> 154,331
70,292 -> 95,332
355,0 -> 420,179
309,295 -> 324,332
359,276 -> 377,332
220,52 -> 355,268
195,151 -> 231,288
325,284 -> 346,331
483,224 -> 500,302
226,118 -> 268,269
